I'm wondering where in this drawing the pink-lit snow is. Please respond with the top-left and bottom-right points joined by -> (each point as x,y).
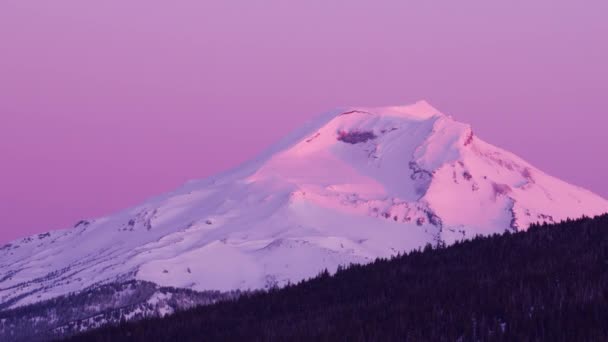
1,101 -> 606,309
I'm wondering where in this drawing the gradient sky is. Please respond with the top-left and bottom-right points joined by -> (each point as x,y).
1,1 -> 607,243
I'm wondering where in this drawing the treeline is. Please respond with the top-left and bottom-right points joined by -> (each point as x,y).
68,214 -> 608,341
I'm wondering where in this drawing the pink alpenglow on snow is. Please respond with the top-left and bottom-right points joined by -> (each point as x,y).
2,101 -> 607,309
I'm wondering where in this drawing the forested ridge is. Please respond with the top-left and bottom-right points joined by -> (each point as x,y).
67,214 -> 608,341
0,281 -> 232,342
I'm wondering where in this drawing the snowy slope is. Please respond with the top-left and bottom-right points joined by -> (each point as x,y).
1,101 -> 607,309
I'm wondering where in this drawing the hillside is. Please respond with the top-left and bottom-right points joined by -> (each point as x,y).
69,214 -> 608,341
0,282 -> 235,342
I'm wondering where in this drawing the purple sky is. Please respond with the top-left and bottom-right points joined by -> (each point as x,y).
1,1 -> 607,243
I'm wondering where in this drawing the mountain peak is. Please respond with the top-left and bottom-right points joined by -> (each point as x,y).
341,100 -> 444,121
342,100 -> 445,119
381,99 -> 443,118
1,102 -> 607,310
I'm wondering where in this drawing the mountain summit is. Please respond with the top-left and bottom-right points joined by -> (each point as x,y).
2,101 -> 607,309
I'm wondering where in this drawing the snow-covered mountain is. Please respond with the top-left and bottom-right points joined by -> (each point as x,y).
2,101 -> 607,311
